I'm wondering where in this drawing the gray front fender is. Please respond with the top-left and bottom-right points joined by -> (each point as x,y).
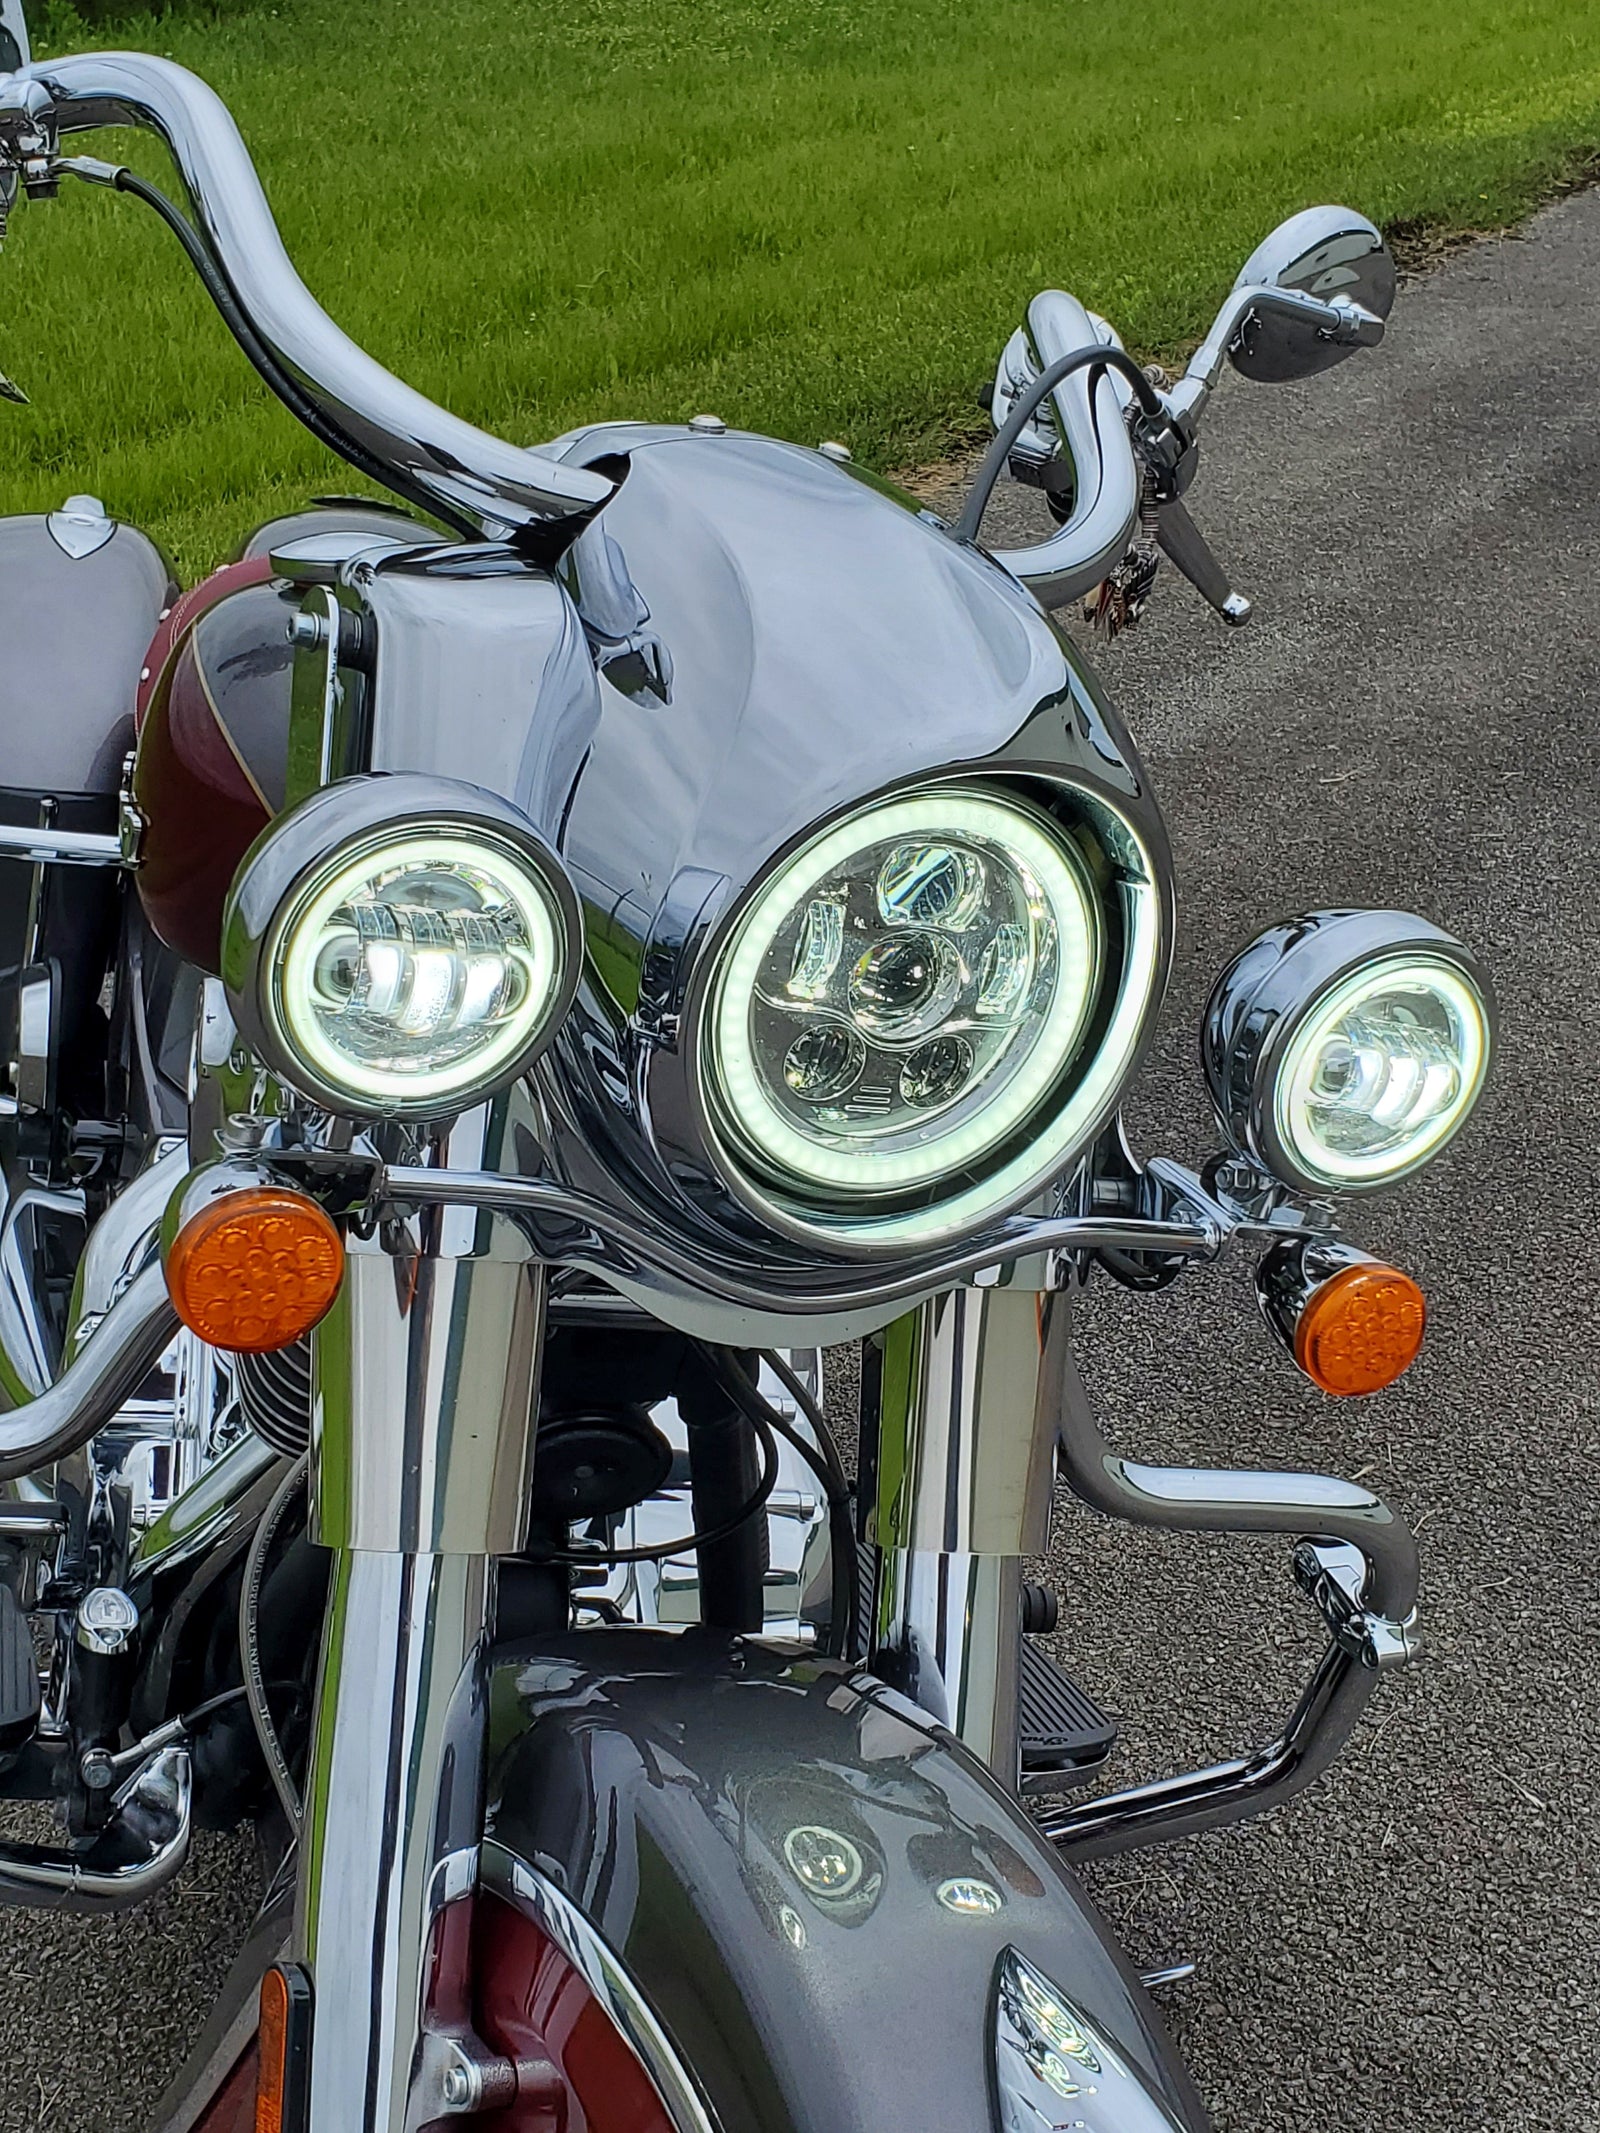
484,1630 -> 1210,2132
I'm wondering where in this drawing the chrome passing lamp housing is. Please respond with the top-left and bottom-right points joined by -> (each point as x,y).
222,773 -> 583,1118
1203,909 -> 1493,1194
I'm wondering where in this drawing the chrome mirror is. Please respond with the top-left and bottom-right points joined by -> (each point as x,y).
0,0 -> 28,73
1228,206 -> 1396,384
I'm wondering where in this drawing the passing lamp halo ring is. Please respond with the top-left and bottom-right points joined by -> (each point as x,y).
221,772 -> 583,1119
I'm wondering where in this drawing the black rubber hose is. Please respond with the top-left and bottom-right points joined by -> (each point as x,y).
111,168 -> 476,539
954,341 -> 1165,545
696,1344 -> 857,1661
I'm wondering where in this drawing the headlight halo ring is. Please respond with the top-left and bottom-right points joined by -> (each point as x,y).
689,775 -> 1167,1248
222,773 -> 583,1120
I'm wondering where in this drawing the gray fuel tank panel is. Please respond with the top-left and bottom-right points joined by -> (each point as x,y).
0,499 -> 176,799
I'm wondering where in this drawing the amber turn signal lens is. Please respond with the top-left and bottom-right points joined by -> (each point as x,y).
167,1189 -> 344,1353
1294,1261 -> 1426,1396
254,1962 -> 312,2133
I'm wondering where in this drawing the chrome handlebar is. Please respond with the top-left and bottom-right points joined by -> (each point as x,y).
988,271 -> 1386,611
0,52 -> 613,535
985,289 -> 1142,608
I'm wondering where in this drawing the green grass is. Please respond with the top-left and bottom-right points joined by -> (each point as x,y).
1,0 -> 1596,573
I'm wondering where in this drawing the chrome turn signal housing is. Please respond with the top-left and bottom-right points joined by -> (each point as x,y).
1257,1236 -> 1427,1396
221,774 -> 583,1118
1203,909 -> 1493,1195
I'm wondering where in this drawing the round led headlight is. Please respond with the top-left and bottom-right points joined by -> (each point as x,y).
698,783 -> 1159,1232
1204,910 -> 1493,1194
223,775 -> 582,1117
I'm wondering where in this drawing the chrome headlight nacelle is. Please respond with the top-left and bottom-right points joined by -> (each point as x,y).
222,774 -> 583,1119
691,778 -> 1166,1247
1203,909 -> 1493,1195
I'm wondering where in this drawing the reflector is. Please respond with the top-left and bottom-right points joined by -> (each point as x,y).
253,1964 -> 312,2133
167,1190 -> 344,1353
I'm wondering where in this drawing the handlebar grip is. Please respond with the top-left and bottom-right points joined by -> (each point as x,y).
984,290 -> 1141,609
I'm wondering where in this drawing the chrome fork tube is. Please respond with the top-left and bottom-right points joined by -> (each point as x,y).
297,1232 -> 545,2133
311,1250 -> 546,1556
296,1550 -> 490,2133
872,1548 -> 1024,1775
864,1284 -> 1053,1783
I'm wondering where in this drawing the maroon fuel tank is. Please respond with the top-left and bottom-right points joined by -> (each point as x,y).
132,557 -> 293,972
132,503 -> 434,972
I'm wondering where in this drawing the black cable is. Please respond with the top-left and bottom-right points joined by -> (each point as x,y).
696,1344 -> 858,1661
759,1348 -> 850,1491
110,168 -> 476,539
108,1680 -> 301,1764
528,1404 -> 780,1568
172,1685 -> 255,1732
953,341 -> 1166,545
1094,1244 -> 1185,1293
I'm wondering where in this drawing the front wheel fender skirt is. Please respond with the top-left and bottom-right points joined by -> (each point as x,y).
481,1630 -> 1210,2133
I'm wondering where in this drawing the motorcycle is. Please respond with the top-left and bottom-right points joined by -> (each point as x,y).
0,16 -> 1494,2133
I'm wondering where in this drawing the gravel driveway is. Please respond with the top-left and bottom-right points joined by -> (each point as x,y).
3,190 -> 1598,2133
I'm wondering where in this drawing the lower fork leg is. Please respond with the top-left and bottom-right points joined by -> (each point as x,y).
295,1549 -> 490,2133
870,1549 -> 1023,1782
859,1284 -> 1053,1783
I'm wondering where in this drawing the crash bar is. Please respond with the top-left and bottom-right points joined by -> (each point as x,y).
1039,1299 -> 1421,1860
0,1261 -> 178,1482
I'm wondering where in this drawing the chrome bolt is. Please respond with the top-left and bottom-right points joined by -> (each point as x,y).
688,412 -> 727,434
288,608 -> 331,651
79,1748 -> 115,1792
440,2052 -> 484,2111
817,440 -> 852,461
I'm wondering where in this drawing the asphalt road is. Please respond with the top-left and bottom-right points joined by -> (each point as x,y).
1020,192 -> 1600,2130
4,193 -> 1599,2132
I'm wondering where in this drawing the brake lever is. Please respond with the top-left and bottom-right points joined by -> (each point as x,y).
1154,496 -> 1252,627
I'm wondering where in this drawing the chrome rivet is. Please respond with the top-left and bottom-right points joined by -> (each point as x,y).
688,413 -> 727,434
818,440 -> 852,462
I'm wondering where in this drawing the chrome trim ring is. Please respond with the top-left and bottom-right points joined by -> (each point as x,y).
220,772 -> 584,1120
688,778 -> 1165,1250
1202,908 -> 1495,1196
478,1840 -> 720,2133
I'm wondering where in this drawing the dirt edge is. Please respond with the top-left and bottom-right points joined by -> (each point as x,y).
891,155 -> 1600,498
